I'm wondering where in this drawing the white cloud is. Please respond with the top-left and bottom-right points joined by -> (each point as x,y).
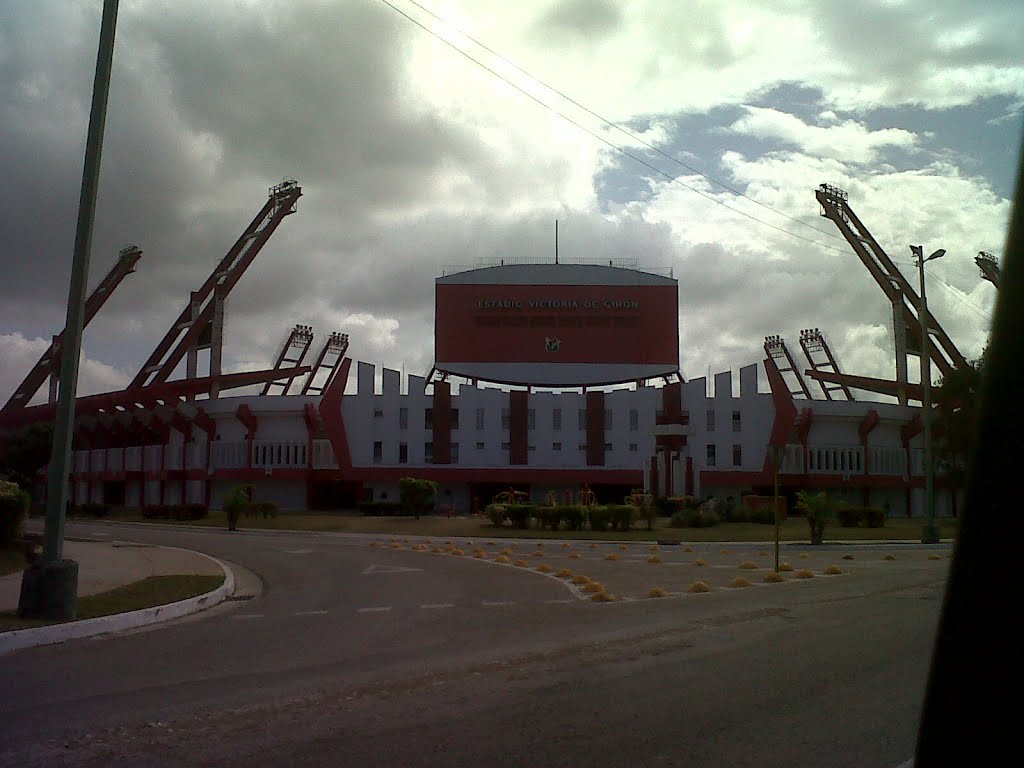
0,333 -> 131,405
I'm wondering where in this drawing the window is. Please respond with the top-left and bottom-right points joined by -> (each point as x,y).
552,442 -> 562,451
656,409 -> 665,421
706,409 -> 715,432
424,442 -> 433,463
528,409 -> 536,430
398,442 -> 408,464
501,441 -> 511,451
399,407 -> 408,430
578,409 -> 586,430
604,442 -> 613,451
475,441 -> 485,450
451,443 -> 459,464
552,408 -> 562,431
373,409 -> 383,418
732,444 -> 742,466
424,408 -> 433,430
706,444 -> 716,466
682,409 -> 690,425
604,409 -> 613,430
475,407 -> 485,430
732,410 -> 741,432
528,445 -> 536,452
629,443 -> 638,452
501,408 -> 511,430
629,409 -> 639,431
373,441 -> 383,463
450,408 -> 459,430
578,444 -> 587,451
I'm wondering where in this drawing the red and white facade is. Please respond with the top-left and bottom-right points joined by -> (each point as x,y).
6,262 -> 956,518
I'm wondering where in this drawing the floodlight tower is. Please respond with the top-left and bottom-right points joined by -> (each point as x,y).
975,251 -> 1000,289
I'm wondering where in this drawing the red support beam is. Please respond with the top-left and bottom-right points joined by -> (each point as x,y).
432,381 -> 452,464
509,390 -> 528,466
318,357 -> 353,469
586,391 -> 605,467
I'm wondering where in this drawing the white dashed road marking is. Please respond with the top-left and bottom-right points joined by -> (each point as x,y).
356,606 -> 392,614
544,599 -> 574,604
283,549 -> 315,555
481,600 -> 516,607
361,564 -> 423,575
420,603 -> 455,610
294,610 -> 329,616
231,613 -> 265,620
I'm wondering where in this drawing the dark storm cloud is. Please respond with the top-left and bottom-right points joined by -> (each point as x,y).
533,0 -> 622,42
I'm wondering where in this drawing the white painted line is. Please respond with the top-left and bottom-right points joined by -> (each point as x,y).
231,613 -> 265,620
283,549 -> 315,555
894,759 -> 914,768
482,600 -> 516,607
357,606 -> 392,614
361,564 -> 423,575
544,599 -> 573,604
294,610 -> 328,616
421,603 -> 455,610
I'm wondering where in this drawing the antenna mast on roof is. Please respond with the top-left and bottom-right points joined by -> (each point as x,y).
555,219 -> 559,264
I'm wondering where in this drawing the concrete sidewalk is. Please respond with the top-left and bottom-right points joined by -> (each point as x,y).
0,539 -> 224,613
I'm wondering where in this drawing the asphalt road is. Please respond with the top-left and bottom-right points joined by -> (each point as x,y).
0,520 -> 949,767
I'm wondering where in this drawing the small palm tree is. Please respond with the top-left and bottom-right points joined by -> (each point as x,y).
795,490 -> 835,545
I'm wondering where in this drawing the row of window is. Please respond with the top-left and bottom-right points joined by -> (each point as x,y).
706,444 -> 743,467
371,441 -> 642,463
379,407 -> 743,432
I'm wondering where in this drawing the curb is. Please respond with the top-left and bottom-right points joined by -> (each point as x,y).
0,547 -> 235,657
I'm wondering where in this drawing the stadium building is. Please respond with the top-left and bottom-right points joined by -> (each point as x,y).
0,182 -> 963,518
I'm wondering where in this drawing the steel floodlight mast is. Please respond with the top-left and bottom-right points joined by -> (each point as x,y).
816,184 -> 967,398
3,245 -> 141,412
129,180 -> 302,390
976,251 -> 1000,288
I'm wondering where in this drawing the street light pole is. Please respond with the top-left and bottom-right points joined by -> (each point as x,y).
912,245 -> 944,545
18,0 -> 121,620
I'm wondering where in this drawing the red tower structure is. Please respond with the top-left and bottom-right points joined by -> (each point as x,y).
763,334 -> 811,399
799,327 -> 854,401
262,324 -> 315,395
3,245 -> 142,412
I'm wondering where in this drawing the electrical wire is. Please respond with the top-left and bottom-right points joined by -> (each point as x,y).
394,0 -> 849,246
377,0 -> 992,319
375,0 -> 852,255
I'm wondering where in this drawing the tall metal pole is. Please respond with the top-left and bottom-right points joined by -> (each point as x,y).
773,445 -> 781,573
41,0 -> 121,565
915,246 -> 941,544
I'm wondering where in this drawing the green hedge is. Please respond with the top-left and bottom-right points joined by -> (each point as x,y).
838,505 -> 886,528
141,504 -> 208,521
0,480 -> 29,548
359,501 -> 403,516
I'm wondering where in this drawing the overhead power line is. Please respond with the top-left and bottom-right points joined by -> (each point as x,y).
376,0 -> 991,320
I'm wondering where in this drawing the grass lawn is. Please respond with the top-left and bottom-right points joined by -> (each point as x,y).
86,508 -> 958,542
0,574 -> 225,633
0,548 -> 29,577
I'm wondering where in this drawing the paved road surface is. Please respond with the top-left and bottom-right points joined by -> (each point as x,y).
0,520 -> 948,767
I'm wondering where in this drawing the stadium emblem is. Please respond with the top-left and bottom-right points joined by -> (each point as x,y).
544,337 -> 561,352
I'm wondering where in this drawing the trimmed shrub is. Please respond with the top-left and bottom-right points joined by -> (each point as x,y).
505,504 -> 535,529
673,508 -> 720,528
485,504 -> 507,527
0,480 -> 30,549
77,502 -> 112,518
222,484 -> 254,531
748,505 -> 777,525
606,504 -> 636,532
399,477 -> 437,519
560,505 -> 586,531
360,501 -> 403,516
537,506 -> 562,531
863,507 -> 886,528
587,506 -> 612,532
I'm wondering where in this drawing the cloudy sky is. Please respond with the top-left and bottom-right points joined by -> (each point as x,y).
1,0 -> 1021,404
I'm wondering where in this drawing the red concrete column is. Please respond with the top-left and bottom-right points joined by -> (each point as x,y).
585,391 -> 605,467
432,380 -> 452,464
509,390 -> 528,465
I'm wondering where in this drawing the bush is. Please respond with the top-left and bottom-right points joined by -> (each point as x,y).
399,477 -> 438,520
587,506 -> 612,532
223,484 -> 254,531
485,503 -> 507,527
0,480 -> 30,548
669,510 -> 687,528
505,504 -> 535,529
749,505 -> 777,525
359,501 -> 403,516
77,502 -> 111,518
795,491 -> 837,544
537,507 -> 562,531
670,508 -> 720,528
837,505 -> 887,528
246,501 -> 277,519
606,504 -> 636,532
725,504 -> 751,523
560,505 -> 586,531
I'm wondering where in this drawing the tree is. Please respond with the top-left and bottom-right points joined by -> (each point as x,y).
794,490 -> 836,545
0,423 -> 53,491
933,354 -> 985,513
399,477 -> 437,520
